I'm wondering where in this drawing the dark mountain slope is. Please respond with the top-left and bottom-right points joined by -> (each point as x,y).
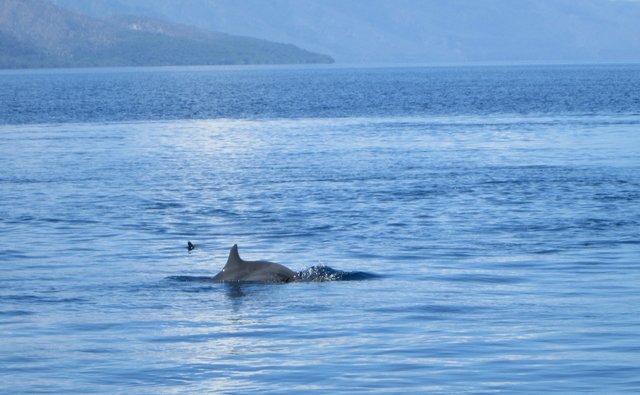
0,0 -> 333,69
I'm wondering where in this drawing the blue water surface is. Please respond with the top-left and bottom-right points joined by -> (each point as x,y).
1,65 -> 639,394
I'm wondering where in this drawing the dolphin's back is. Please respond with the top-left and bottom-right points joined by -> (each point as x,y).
212,245 -> 295,283
212,260 -> 295,282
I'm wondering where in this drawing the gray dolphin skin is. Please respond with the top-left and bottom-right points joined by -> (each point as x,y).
212,244 -> 296,283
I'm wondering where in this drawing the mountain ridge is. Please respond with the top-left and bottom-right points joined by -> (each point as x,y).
0,0 -> 334,69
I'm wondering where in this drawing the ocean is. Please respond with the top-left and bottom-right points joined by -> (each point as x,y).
1,64 -> 639,394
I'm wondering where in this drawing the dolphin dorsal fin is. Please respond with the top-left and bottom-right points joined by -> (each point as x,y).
225,244 -> 242,267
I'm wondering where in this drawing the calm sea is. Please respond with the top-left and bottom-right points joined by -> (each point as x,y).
1,65 -> 639,394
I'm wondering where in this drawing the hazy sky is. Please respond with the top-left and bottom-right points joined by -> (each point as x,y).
52,0 -> 640,64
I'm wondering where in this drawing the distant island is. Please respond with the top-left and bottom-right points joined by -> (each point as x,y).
0,0 -> 334,69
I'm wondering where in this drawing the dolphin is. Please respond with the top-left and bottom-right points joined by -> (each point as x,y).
212,244 -> 296,283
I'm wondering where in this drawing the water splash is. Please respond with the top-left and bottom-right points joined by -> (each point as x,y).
293,266 -> 379,282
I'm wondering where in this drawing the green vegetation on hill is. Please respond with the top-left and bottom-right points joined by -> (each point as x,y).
0,0 -> 334,69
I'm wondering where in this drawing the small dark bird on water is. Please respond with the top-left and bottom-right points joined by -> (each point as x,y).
187,241 -> 195,251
